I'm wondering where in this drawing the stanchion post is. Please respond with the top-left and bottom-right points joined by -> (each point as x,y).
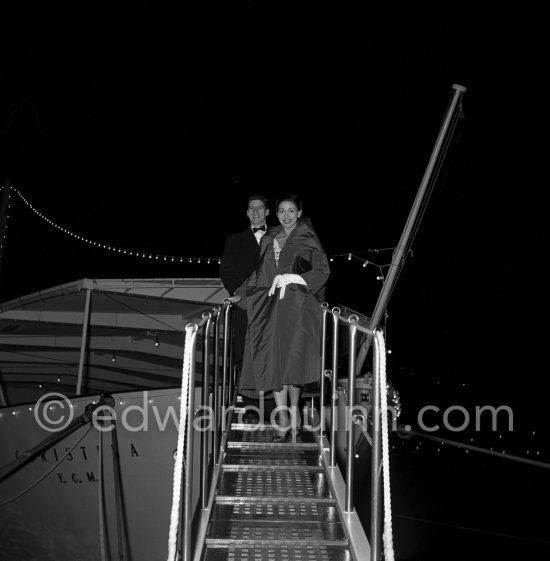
200,312 -> 212,510
319,304 -> 328,436
329,308 -> 340,468
212,307 -> 221,464
344,322 -> 357,512
221,303 -> 231,412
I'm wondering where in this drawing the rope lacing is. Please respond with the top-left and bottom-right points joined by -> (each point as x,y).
166,323 -> 196,561
377,328 -> 395,561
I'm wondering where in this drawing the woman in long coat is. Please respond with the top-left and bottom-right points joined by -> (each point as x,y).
236,193 -> 330,441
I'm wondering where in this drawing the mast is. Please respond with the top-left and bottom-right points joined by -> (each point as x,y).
365,83 -> 467,561
356,84 -> 467,372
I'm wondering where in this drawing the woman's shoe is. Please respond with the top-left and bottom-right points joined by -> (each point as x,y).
272,428 -> 291,443
292,426 -> 303,440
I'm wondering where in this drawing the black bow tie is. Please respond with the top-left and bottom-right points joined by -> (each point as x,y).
252,226 -> 266,233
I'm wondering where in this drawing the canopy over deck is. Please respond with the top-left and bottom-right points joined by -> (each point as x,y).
0,278 -> 229,405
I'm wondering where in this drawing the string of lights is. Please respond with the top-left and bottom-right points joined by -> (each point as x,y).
14,187 -> 221,265
10,186 -> 403,275
0,184 -> 12,263
330,251 -> 396,280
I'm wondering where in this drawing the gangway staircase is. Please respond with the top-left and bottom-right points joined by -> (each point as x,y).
188,83 -> 468,561
198,413 -> 362,561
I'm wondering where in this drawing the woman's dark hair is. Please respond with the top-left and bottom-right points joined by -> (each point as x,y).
276,193 -> 302,211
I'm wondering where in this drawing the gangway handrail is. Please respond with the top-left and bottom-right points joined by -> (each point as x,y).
170,299 -> 237,561
185,298 -> 378,561
319,303 -> 388,560
320,304 -> 374,466
185,298 -> 381,561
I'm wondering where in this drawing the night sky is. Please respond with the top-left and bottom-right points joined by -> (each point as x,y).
0,3 -> 548,558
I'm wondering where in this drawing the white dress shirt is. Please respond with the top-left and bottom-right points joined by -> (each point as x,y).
252,226 -> 266,245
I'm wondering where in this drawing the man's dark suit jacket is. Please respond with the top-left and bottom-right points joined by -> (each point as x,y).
220,227 -> 260,296
220,227 -> 261,364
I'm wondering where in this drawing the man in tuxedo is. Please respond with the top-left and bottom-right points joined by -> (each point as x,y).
220,194 -> 270,421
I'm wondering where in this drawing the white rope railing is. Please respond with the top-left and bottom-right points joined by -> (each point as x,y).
166,323 -> 196,561
376,329 -> 395,561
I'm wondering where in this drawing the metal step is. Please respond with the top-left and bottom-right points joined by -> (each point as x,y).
223,447 -> 322,468
211,499 -> 341,522
206,519 -> 347,543
202,543 -> 353,560
227,425 -> 318,448
216,469 -> 333,499
199,422 -> 354,561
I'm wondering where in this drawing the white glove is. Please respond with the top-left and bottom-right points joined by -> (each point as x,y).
268,274 -> 307,300
226,295 -> 242,303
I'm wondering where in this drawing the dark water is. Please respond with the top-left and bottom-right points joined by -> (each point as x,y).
353,435 -> 550,561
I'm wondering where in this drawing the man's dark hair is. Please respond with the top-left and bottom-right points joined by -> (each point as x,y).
247,193 -> 269,206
